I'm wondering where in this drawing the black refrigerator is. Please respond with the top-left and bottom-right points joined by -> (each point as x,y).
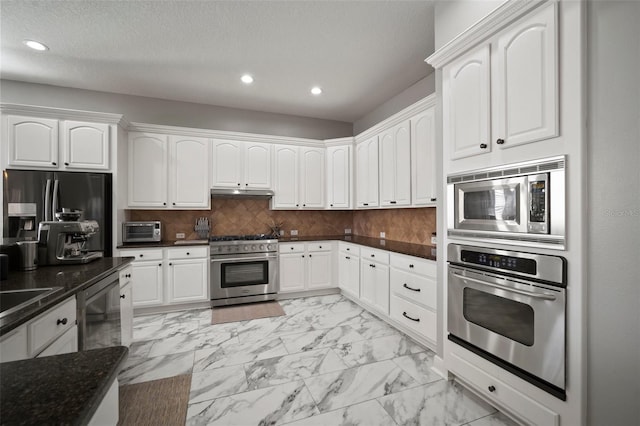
3,169 -> 113,256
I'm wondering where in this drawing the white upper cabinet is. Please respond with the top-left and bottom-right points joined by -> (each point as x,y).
496,2 -> 558,148
299,147 -> 325,209
128,133 -> 169,208
170,135 -> 210,208
379,120 -> 411,207
326,144 -> 351,209
442,2 -> 558,163
411,107 -> 437,206
355,136 -> 379,208
129,132 -> 209,209
272,145 -> 299,209
62,121 -> 110,170
444,45 -> 492,160
211,140 -> 271,190
7,115 -> 59,168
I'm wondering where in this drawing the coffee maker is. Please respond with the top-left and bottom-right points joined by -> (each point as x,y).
38,221 -> 103,265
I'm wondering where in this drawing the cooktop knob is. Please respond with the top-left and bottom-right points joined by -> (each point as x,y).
251,245 -> 257,251
259,244 -> 265,250
244,245 -> 249,251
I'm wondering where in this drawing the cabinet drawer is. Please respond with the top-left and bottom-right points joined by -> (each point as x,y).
338,242 -> 360,256
279,243 -> 305,253
307,241 -> 332,252
449,351 -> 559,426
120,249 -> 163,261
360,247 -> 389,264
166,246 -> 208,259
28,297 -> 76,356
390,252 -> 436,277
389,294 -> 436,342
390,269 -> 437,310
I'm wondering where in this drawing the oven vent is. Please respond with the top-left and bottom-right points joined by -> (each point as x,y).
538,160 -> 564,171
520,165 -> 539,174
473,172 -> 489,180
502,168 -> 521,176
488,171 -> 504,178
461,175 -> 476,182
447,156 -> 566,184
449,176 -> 463,183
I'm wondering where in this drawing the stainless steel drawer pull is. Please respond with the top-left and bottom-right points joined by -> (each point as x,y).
452,272 -> 557,300
402,312 -> 420,322
403,283 -> 421,292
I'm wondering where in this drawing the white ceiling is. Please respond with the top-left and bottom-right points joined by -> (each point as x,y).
0,1 -> 435,123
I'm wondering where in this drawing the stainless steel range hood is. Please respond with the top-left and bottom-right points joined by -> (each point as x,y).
210,188 -> 274,198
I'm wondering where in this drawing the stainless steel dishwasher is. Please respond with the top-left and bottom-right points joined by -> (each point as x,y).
77,271 -> 121,351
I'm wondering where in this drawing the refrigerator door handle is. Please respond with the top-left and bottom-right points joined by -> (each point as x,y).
52,179 -> 59,218
44,179 -> 52,221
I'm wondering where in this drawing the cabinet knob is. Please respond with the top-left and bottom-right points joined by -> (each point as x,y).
330,204 -> 333,207
169,262 -> 172,266
163,202 -> 167,206
57,318 -> 68,325
496,138 -> 505,145
245,183 -> 248,186
309,254 -> 312,258
319,246 -> 322,249
291,247 -> 294,250
120,294 -> 126,299
52,162 -> 57,166
346,256 -> 350,260
296,204 -> 299,207
390,201 -> 397,204
237,183 -> 241,186
303,204 -> 306,207
302,255 -> 305,258
370,264 -> 376,268
64,162 -> 69,166
158,263 -> 162,267
172,202 -> 176,206
430,198 -> 437,202
371,254 -> 375,258
409,264 -> 414,268
186,252 -> 190,255
139,254 -> 144,258
346,248 -> 350,251
488,385 -> 496,393
480,143 -> 488,149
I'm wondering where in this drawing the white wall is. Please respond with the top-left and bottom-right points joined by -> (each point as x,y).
0,80 -> 353,140
434,0 -> 506,49
353,73 -> 435,135
587,1 -> 640,425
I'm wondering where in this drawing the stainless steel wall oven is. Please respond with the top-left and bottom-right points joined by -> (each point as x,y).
447,243 -> 567,400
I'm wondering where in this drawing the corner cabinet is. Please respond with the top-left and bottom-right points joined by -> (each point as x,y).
326,144 -> 351,209
211,139 -> 271,190
128,132 -> 210,209
442,2 -> 558,163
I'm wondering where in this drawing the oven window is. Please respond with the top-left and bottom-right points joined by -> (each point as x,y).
463,288 -> 534,346
221,261 -> 269,288
464,188 -> 518,221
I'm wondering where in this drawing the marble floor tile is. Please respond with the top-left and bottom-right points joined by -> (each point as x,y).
127,340 -> 155,358
378,380 -> 497,426
164,308 -> 212,324
304,359 -> 417,412
132,313 -> 166,328
283,400 -> 396,426
392,351 -> 443,385
185,380 -> 319,426
193,335 -> 289,372
236,314 -> 314,343
119,351 -> 194,385
133,320 -> 200,342
334,333 -> 425,367
245,348 -> 348,390
342,311 -> 401,339
147,328 -> 238,358
464,412 -> 519,426
189,365 -> 248,403
280,325 -> 366,353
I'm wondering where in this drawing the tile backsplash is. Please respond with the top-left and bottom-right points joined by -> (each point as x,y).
128,198 -> 435,245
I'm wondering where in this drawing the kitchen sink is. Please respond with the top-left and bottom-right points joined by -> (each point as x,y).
0,288 -> 63,318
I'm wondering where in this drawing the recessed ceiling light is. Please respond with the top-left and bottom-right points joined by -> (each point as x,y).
23,40 -> 48,51
311,86 -> 323,95
241,74 -> 254,84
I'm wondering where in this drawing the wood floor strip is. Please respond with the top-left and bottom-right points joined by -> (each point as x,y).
212,301 -> 285,324
118,374 -> 191,426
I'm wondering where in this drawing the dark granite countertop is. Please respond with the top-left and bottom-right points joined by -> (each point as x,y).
117,239 -> 209,249
0,257 -> 134,336
278,235 -> 437,261
0,346 -> 128,426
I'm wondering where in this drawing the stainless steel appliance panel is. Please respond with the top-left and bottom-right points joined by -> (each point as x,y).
211,252 -> 278,301
77,271 -> 121,351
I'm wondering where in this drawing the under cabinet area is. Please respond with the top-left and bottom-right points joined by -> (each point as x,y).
118,246 -> 209,310
279,242 -> 336,292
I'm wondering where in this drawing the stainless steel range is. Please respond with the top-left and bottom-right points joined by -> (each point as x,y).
210,235 -> 279,307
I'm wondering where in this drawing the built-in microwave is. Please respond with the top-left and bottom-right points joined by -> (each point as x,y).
122,221 -> 161,243
447,156 -> 565,247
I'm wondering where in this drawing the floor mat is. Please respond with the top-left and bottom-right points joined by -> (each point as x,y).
212,301 -> 285,324
118,374 -> 191,426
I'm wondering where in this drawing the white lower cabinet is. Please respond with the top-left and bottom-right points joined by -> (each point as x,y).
118,266 -> 134,347
0,326 -> 28,362
279,242 -> 336,292
119,246 -> 209,309
89,378 -> 120,426
389,295 -> 436,342
37,325 -> 78,357
338,243 -> 360,298
359,247 -> 390,315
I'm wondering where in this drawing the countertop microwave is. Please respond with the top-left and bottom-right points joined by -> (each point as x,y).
447,156 -> 566,247
122,221 -> 161,243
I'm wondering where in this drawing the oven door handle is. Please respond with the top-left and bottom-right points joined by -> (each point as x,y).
452,271 -> 557,300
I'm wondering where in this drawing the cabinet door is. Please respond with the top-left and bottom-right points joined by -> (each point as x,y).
444,44 -> 491,160
7,115 -> 59,168
244,142 -> 272,189
339,253 -> 359,298
393,121 -> 412,206
272,145 -> 299,209
307,251 -> 333,289
0,326 -> 28,362
300,147 -> 325,209
37,325 -> 78,357
211,139 -> 243,188
373,262 -> 390,315
128,133 -> 168,208
167,258 -> 208,303
326,145 -> 351,209
496,2 -> 558,148
356,137 -> 379,207
170,136 -> 210,208
279,253 -> 306,292
131,261 -> 164,307
411,108 -> 437,205
120,282 -> 133,347
360,260 -> 377,307
378,129 -> 396,206
63,121 -> 110,170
